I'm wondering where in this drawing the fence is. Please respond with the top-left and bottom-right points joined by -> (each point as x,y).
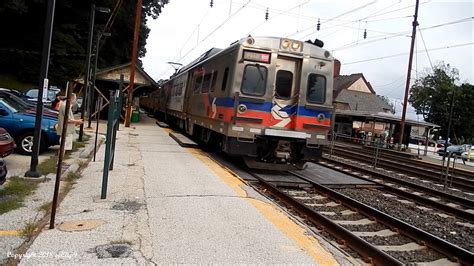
100,75 -> 123,199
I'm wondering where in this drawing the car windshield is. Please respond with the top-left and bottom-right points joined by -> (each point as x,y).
0,93 -> 29,109
47,91 -> 57,101
0,96 -> 24,112
26,89 -> 38,98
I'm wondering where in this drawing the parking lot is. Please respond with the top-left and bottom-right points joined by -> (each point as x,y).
3,146 -> 59,178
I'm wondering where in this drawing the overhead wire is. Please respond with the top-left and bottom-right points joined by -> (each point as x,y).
286,0 -> 378,39
294,0 -> 404,40
157,8 -> 213,79
342,42 -> 474,65
332,17 -> 473,52
418,28 -> 434,71
247,0 -> 310,35
157,0 -> 252,79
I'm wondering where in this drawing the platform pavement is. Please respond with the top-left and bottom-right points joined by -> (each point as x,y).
17,114 -> 352,265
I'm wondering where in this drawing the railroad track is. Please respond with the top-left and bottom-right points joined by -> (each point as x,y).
318,157 -> 474,221
249,170 -> 474,265
326,147 -> 474,192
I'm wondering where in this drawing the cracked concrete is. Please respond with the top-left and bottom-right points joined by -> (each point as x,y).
19,114 -> 347,264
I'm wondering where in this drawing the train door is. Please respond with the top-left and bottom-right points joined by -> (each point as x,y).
271,56 -> 300,129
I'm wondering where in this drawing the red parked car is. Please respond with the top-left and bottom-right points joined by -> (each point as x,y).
0,127 -> 15,157
0,127 -> 13,185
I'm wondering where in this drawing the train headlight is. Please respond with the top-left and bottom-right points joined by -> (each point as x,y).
281,39 -> 291,49
291,41 -> 301,50
246,37 -> 255,45
237,104 -> 247,114
317,113 -> 325,121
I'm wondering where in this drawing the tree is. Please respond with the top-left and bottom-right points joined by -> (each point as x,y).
0,0 -> 167,87
409,62 -> 474,143
378,95 -> 395,114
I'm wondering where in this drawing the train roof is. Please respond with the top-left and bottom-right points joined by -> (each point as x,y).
173,36 -> 333,78
176,48 -> 223,75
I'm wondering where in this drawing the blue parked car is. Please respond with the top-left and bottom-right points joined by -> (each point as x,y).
0,96 -> 59,155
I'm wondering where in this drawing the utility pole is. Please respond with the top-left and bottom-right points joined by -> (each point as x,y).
125,0 -> 143,127
398,0 -> 419,149
25,0 -> 56,177
79,3 -> 96,141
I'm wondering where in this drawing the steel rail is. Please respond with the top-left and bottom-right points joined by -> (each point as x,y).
248,171 -> 402,265
329,145 -> 474,181
289,171 -> 474,265
340,145 -> 474,179
319,158 -> 474,221
328,148 -> 474,192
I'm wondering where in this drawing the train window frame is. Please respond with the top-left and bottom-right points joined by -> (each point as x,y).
275,70 -> 293,100
202,73 -> 212,93
221,67 -> 229,91
193,75 -> 203,94
241,64 -> 267,97
306,73 -> 326,104
210,71 -> 218,92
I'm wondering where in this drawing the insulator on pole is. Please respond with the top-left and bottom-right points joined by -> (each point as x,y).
363,28 -> 367,39
317,18 -> 321,31
210,0 -> 214,8
265,8 -> 269,20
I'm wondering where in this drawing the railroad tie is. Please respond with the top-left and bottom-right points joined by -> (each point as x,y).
333,218 -> 375,225
352,229 -> 397,237
376,242 -> 426,252
307,202 -> 339,207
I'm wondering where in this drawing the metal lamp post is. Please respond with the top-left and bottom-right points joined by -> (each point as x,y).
25,0 -> 56,177
88,31 -> 111,127
78,4 -> 110,141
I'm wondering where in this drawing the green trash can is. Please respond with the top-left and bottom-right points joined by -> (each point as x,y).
131,109 -> 140,123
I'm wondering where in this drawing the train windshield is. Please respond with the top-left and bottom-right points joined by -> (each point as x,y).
275,70 -> 293,99
307,74 -> 326,104
241,64 -> 267,96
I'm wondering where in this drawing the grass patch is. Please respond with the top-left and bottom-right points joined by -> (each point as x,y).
0,176 -> 39,214
0,199 -> 22,214
77,159 -> 88,169
38,201 -> 52,213
20,222 -> 37,238
65,171 -> 81,182
37,155 -> 58,175
72,140 -> 86,152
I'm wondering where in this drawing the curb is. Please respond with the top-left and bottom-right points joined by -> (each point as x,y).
62,134 -> 105,178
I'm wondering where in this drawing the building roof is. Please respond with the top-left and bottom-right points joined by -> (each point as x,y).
333,73 -> 375,97
75,62 -> 158,87
335,90 -> 392,113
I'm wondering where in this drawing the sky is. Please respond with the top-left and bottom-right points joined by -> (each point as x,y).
142,0 -> 474,119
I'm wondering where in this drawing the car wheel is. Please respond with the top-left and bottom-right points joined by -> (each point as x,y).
17,132 -> 35,155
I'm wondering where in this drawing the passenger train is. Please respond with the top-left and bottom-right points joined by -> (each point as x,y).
141,36 -> 335,169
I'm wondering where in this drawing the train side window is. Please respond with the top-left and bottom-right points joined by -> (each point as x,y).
275,70 -> 293,99
210,71 -> 218,92
194,76 -> 202,94
221,67 -> 229,91
307,74 -> 326,104
202,73 -> 211,93
241,64 -> 267,96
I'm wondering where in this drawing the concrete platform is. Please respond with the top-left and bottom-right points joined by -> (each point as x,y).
155,120 -> 169,128
299,163 -> 375,188
250,170 -> 312,188
169,131 -> 199,148
18,114 -> 349,265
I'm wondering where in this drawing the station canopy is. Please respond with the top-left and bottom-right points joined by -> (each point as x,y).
336,109 -> 439,128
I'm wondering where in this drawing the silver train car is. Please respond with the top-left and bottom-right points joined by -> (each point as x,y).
142,36 -> 335,169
